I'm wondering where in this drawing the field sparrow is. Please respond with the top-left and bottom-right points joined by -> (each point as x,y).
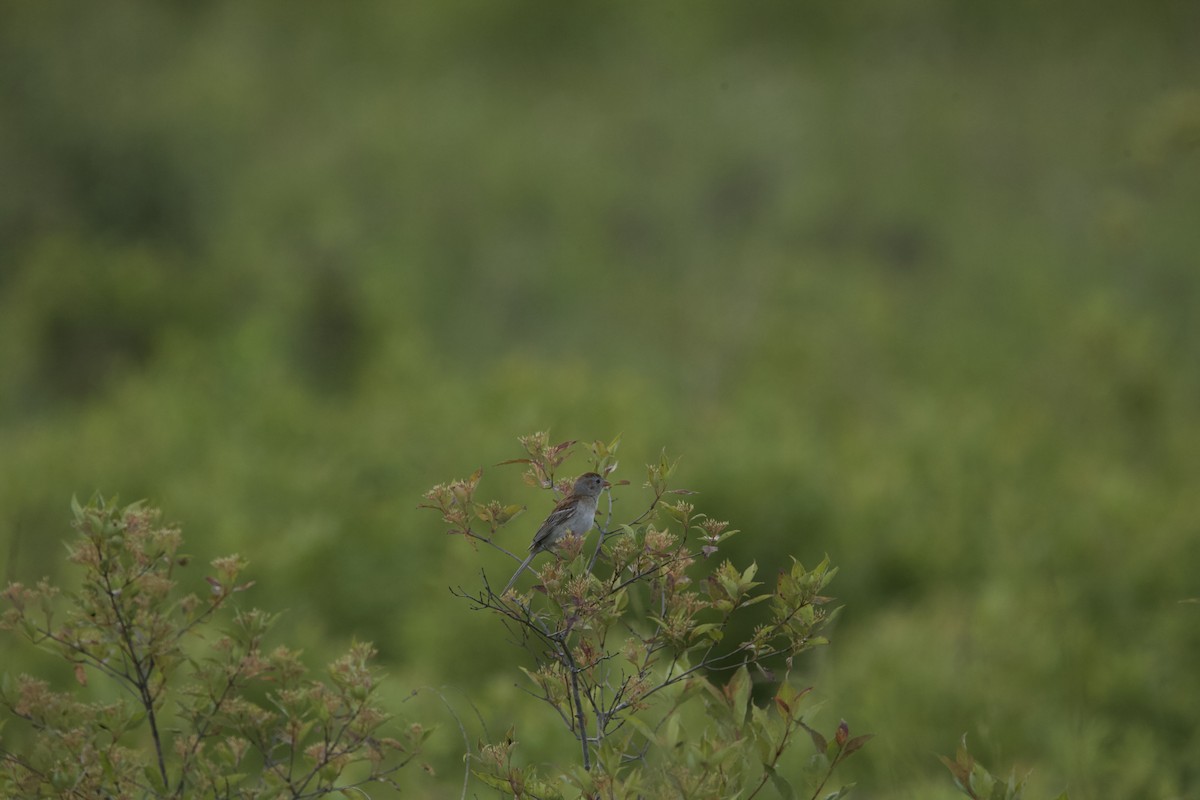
502,472 -> 610,594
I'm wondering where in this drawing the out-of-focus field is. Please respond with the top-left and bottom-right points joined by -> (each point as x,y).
2,3 -> 1198,797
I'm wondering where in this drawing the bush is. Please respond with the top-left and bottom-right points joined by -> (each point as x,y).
422,434 -> 869,799
10,435 -> 1079,800
0,496 -> 426,799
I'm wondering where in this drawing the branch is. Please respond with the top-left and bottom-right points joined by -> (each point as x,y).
20,624 -> 140,698
745,710 -> 804,800
99,554 -> 169,792
558,640 -> 591,771
453,576 -> 560,646
408,686 -> 488,800
461,527 -> 524,563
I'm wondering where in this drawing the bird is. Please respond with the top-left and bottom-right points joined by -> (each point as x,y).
501,472 -> 610,594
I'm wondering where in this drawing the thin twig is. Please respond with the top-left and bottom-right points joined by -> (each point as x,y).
408,687 -> 476,800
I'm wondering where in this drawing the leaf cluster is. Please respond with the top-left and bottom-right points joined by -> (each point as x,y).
940,737 -> 1069,800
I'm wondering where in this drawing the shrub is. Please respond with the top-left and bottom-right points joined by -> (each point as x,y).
0,496 -> 425,799
4,434 -> 881,798
422,433 -> 869,799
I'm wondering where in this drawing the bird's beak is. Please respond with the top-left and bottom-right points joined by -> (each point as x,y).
602,479 -> 612,488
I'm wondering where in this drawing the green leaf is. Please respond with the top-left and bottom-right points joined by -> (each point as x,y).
727,664 -> 752,719
143,765 -> 167,793
805,723 -> 827,753
471,770 -> 513,792
748,709 -> 776,763
764,763 -> 796,800
525,775 -> 567,800
660,449 -> 679,477
968,761 -> 996,798
664,714 -> 681,749
623,712 -> 661,747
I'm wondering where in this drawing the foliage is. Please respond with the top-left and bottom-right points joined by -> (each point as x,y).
423,435 -> 869,799
0,496 -> 427,799
1,3 -> 1199,797
940,737 -> 1068,800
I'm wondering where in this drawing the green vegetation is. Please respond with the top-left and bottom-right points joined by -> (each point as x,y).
2,2 -> 1198,797
2,497 -> 426,798
4,447 -> 869,799
424,435 -> 866,798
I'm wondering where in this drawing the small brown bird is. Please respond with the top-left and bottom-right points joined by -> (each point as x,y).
502,472 -> 610,594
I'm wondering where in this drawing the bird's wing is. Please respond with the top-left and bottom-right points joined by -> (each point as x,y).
529,496 -> 577,551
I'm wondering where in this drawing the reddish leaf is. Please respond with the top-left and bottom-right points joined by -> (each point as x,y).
841,734 -> 872,758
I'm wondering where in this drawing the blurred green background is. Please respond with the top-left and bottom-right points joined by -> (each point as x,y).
2,1 -> 1199,797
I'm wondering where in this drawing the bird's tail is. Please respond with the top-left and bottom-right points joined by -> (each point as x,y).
501,552 -> 537,595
